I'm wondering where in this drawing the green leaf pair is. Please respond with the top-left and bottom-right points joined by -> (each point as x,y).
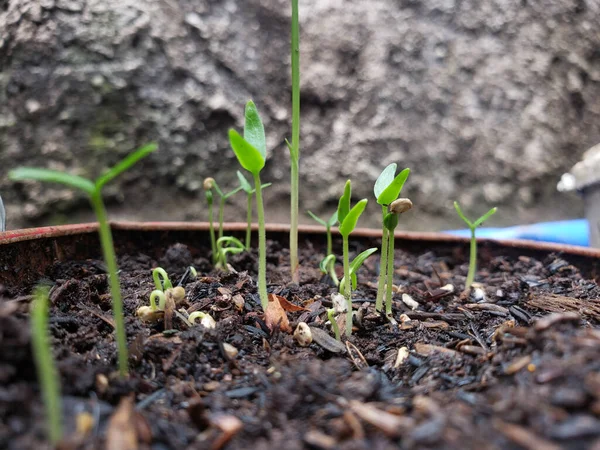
229,101 -> 266,176
339,247 -> 378,293
337,180 -> 368,237
374,164 -> 410,206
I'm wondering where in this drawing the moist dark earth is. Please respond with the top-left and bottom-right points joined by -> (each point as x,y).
1,235 -> 600,450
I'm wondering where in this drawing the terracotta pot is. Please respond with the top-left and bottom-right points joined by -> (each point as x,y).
1,221 -> 599,287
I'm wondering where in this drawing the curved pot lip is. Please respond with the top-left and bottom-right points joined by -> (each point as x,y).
0,220 -> 599,258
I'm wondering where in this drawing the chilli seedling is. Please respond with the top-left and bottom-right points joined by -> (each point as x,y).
307,210 -> 338,257
136,268 -> 185,322
229,100 -> 269,310
10,142 -> 158,377
373,164 -> 410,312
339,247 -> 378,296
382,198 -> 413,316
453,201 -> 498,289
30,285 -> 63,445
215,236 -> 245,271
319,254 -> 339,286
337,180 -> 368,336
204,178 -> 242,264
237,170 -> 271,250
327,308 -> 341,341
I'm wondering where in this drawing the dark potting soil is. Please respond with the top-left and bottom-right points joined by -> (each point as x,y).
1,237 -> 600,450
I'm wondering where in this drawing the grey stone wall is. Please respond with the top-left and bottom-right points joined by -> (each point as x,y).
1,0 -> 599,230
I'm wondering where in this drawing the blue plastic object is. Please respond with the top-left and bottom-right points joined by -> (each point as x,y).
443,219 -> 589,247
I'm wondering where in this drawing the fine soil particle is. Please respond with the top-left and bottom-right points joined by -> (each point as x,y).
1,237 -> 600,450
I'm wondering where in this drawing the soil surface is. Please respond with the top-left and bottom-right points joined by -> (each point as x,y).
1,236 -> 600,449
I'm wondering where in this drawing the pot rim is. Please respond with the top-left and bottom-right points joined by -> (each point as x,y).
0,221 -> 598,259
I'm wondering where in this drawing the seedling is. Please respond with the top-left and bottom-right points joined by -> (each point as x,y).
382,198 -> 413,316
337,180 -> 368,336
319,254 -> 339,286
373,164 -> 410,312
153,267 -> 173,291
0,194 -> 5,232
229,100 -> 269,310
215,236 -> 245,271
188,311 -> 217,329
286,0 -> 301,283
136,268 -> 183,322
307,210 -> 338,257
237,170 -> 271,250
453,201 -> 498,288
30,285 -> 62,445
327,308 -> 341,341
204,178 -> 242,263
10,142 -> 158,377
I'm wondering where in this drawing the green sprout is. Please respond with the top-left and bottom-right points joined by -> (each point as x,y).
229,100 -> 269,310
285,0 -> 301,283
237,170 -> 271,250
337,180 -> 368,336
204,178 -> 242,264
339,247 -> 378,296
188,311 -> 217,329
319,254 -> 339,286
215,236 -> 245,271
382,199 -> 413,316
307,210 -> 338,257
137,268 -> 185,323
30,285 -> 63,445
327,308 -> 341,341
10,142 -> 158,377
373,164 -> 410,312
453,201 -> 498,289
152,267 -> 173,291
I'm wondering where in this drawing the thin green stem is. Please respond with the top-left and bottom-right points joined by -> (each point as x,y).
246,193 -> 252,250
375,207 -> 389,312
343,235 -> 352,336
208,201 -> 216,264
218,197 -> 225,240
385,228 -> 395,316
466,228 -> 477,288
253,173 -> 268,310
326,225 -> 332,257
31,286 -> 62,445
328,308 -> 341,341
90,193 -> 128,377
290,0 -> 300,283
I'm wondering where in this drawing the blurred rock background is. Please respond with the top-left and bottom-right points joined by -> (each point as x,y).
1,0 -> 599,230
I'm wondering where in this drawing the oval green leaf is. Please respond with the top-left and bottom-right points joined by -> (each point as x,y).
9,168 -> 95,195
339,198 -> 368,237
229,129 -> 265,175
337,180 -> 352,225
377,168 -> 410,205
244,101 -> 266,161
374,163 -> 397,200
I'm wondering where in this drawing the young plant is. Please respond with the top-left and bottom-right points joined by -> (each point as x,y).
287,0 -> 301,283
215,236 -> 245,270
10,142 -> 158,377
382,199 -> 413,316
30,285 -> 63,445
204,178 -> 242,263
338,247 -> 378,296
453,201 -> 498,289
307,210 -> 338,257
136,268 -> 180,322
373,164 -> 410,312
237,170 -> 271,250
337,180 -> 368,336
327,308 -> 341,341
229,101 -> 269,310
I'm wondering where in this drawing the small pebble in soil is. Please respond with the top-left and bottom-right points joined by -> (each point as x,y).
294,322 -> 313,346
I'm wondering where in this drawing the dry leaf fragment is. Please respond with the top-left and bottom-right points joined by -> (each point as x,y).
105,396 -> 139,450
271,294 -> 307,312
264,294 -> 292,333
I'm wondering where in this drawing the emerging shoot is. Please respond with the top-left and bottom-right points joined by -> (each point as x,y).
215,236 -> 245,271
10,142 -> 158,377
307,210 -> 338,257
319,254 -> 339,286
204,177 -> 242,264
30,285 -> 63,445
453,202 -> 498,289
229,100 -> 269,310
373,164 -> 410,312
337,180 -> 368,336
188,311 -> 217,329
327,308 -> 341,341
